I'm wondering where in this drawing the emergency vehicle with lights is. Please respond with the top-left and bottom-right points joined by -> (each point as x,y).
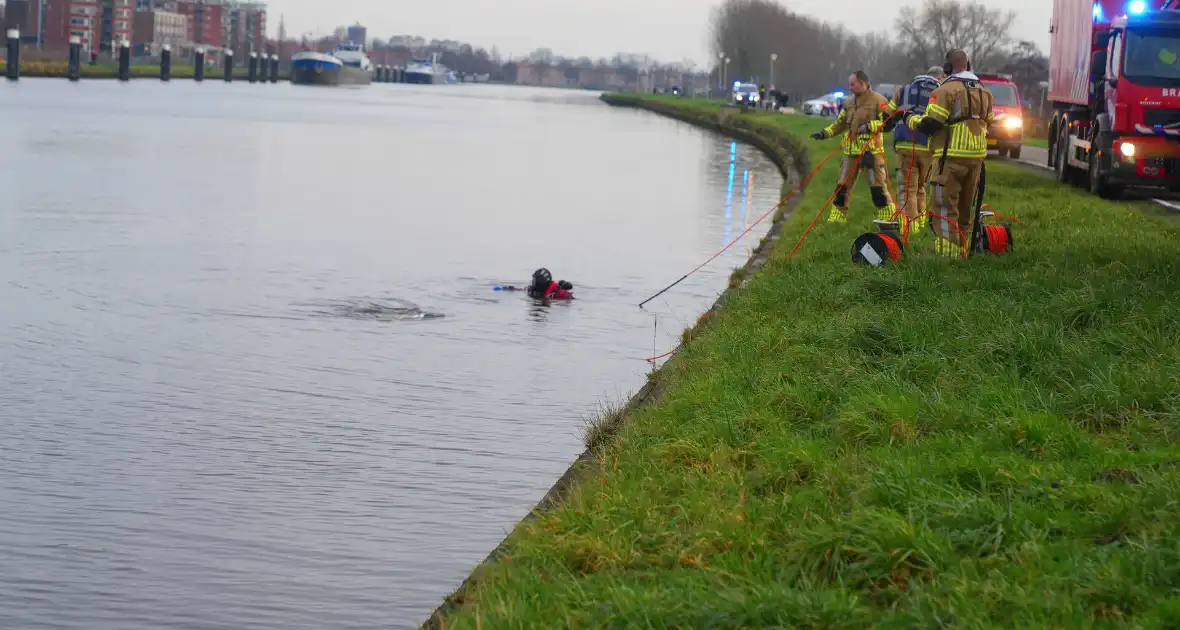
977,73 -> 1025,159
1049,0 -> 1180,197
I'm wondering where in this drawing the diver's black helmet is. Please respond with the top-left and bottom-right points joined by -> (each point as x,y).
532,268 -> 552,288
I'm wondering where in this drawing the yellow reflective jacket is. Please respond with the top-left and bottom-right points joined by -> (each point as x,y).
908,74 -> 995,161
820,89 -> 891,156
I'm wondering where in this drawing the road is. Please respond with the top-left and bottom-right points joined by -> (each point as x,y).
1005,144 -> 1180,212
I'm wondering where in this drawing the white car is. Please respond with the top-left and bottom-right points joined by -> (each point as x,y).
802,92 -> 843,116
731,83 -> 761,106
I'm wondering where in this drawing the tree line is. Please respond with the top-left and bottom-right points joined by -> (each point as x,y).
710,0 -> 1048,104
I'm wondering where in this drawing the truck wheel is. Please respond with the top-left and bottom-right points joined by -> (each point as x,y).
1054,127 -> 1072,184
1009,146 -> 1021,160
1087,147 -> 1123,199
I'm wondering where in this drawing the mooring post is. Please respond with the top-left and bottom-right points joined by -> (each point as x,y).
118,39 -> 130,81
67,35 -> 81,81
160,44 -> 171,81
6,29 -> 20,81
269,54 -> 278,83
224,49 -> 233,82
194,48 -> 205,82
248,51 -> 257,83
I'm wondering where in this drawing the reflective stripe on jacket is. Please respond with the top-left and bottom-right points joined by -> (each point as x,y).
908,77 -> 995,161
821,89 -> 891,156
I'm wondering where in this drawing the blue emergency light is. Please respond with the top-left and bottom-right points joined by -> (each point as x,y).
1130,0 -> 1148,15
834,91 -> 845,98
1094,2 -> 1105,20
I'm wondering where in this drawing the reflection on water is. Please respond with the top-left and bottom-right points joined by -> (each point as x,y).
0,81 -> 783,629
708,139 -> 781,260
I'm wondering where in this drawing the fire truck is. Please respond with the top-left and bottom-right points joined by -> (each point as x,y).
1048,0 -> 1180,197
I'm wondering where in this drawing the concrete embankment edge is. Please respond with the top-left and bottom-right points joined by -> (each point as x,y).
420,94 -> 812,629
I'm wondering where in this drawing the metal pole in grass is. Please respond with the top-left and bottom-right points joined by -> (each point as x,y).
68,36 -> 82,81
6,29 -> 20,81
160,44 -> 172,81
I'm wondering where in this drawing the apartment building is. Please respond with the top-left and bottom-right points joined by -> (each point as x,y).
170,0 -> 263,53
39,0 -> 103,52
133,8 -> 185,54
94,0 -> 133,52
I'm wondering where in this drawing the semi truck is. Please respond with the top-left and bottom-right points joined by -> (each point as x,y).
1048,0 -> 1180,197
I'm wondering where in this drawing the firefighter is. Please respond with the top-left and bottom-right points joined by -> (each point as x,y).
884,65 -> 945,233
809,70 -> 896,223
901,50 -> 995,257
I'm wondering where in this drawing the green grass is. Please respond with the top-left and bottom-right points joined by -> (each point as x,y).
431,93 -> 1180,629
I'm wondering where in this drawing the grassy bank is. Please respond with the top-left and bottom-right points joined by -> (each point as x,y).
431,94 -> 1180,628
0,60 -> 285,80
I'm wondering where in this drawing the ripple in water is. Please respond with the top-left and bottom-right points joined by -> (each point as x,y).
299,298 -> 445,322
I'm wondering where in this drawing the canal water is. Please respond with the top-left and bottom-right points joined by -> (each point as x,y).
0,80 -> 784,629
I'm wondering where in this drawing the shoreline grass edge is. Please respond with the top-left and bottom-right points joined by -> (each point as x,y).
419,93 -> 812,629
424,95 -> 1180,629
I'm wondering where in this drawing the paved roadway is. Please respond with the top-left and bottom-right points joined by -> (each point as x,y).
1006,144 -> 1180,212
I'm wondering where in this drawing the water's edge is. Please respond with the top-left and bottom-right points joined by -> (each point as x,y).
419,95 -> 812,629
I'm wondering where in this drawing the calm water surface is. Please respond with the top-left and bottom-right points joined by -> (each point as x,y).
0,81 -> 784,629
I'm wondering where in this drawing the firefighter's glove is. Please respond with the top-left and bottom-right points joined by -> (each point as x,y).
810,131 -> 826,141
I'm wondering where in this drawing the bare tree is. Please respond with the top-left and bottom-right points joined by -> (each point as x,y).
896,0 -> 1016,71
708,0 -> 913,100
999,40 -> 1049,102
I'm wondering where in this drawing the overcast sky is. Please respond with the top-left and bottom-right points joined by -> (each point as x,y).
269,0 -> 1052,65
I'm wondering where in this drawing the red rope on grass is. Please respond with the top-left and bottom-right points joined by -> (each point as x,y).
783,109 -> 901,259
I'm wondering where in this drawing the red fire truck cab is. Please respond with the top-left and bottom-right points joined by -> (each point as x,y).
1048,0 -> 1180,197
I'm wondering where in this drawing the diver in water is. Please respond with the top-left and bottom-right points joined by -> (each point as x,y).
527,268 -> 574,300
495,268 -> 574,299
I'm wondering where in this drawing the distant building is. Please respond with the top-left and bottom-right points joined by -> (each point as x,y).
96,0 -> 134,52
4,0 -> 41,45
346,22 -> 364,46
174,0 -> 225,49
387,34 -> 424,49
516,62 -> 568,87
170,0 -> 265,54
133,9 -> 185,54
39,0 -> 104,52
226,1 -> 264,53
577,67 -> 628,90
